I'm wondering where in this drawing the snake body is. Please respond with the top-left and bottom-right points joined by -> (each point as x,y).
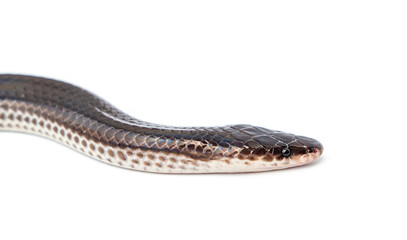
0,74 -> 323,173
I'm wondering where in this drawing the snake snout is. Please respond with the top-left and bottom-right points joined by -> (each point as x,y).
310,147 -> 322,157
313,141 -> 323,155
288,135 -> 323,164
305,141 -> 323,163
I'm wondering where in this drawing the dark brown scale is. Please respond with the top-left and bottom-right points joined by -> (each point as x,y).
0,74 -> 323,162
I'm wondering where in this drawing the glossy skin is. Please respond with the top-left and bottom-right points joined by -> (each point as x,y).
0,74 -> 323,173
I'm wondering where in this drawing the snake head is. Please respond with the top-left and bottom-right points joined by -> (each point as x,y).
278,134 -> 324,164
218,125 -> 323,172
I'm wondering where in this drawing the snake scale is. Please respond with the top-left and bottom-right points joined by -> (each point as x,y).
0,74 -> 323,173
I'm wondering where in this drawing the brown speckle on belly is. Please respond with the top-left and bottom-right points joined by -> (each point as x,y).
117,151 -> 126,161
98,146 -> 104,154
107,149 -> 115,157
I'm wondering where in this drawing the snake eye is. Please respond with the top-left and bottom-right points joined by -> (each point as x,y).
281,147 -> 291,157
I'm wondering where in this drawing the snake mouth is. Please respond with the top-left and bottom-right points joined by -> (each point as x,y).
309,147 -> 323,162
289,147 -> 322,165
307,143 -> 323,162
313,148 -> 322,160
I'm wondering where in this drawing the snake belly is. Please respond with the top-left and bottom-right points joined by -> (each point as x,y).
0,74 -> 323,173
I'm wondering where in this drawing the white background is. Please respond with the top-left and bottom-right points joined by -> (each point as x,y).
0,1 -> 406,239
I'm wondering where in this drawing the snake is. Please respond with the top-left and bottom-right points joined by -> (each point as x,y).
0,74 -> 323,173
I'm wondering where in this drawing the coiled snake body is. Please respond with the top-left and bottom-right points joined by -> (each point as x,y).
0,74 -> 323,173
